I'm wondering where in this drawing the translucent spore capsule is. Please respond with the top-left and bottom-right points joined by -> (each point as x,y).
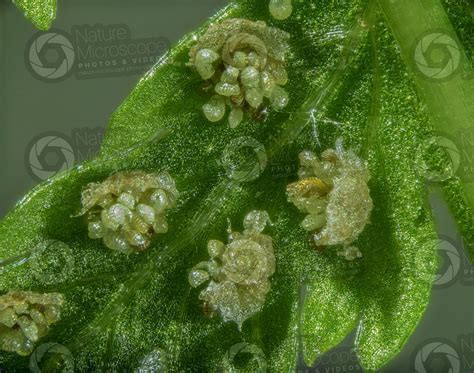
188,19 -> 290,128
228,108 -> 244,129
0,291 -> 64,356
188,211 -> 274,329
269,0 -> 293,20
79,171 -> 179,254
215,82 -> 241,97
203,95 -> 226,122
286,140 -> 373,259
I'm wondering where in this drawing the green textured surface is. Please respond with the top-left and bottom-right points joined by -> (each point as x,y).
434,0 -> 474,257
0,0 -> 473,371
376,0 -> 474,263
12,0 -> 56,30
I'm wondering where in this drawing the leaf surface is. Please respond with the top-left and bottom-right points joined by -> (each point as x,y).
12,0 -> 56,30
0,0 -> 473,371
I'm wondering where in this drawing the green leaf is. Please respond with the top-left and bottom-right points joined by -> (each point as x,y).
376,0 -> 474,261
12,0 -> 57,30
0,0 -> 473,371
